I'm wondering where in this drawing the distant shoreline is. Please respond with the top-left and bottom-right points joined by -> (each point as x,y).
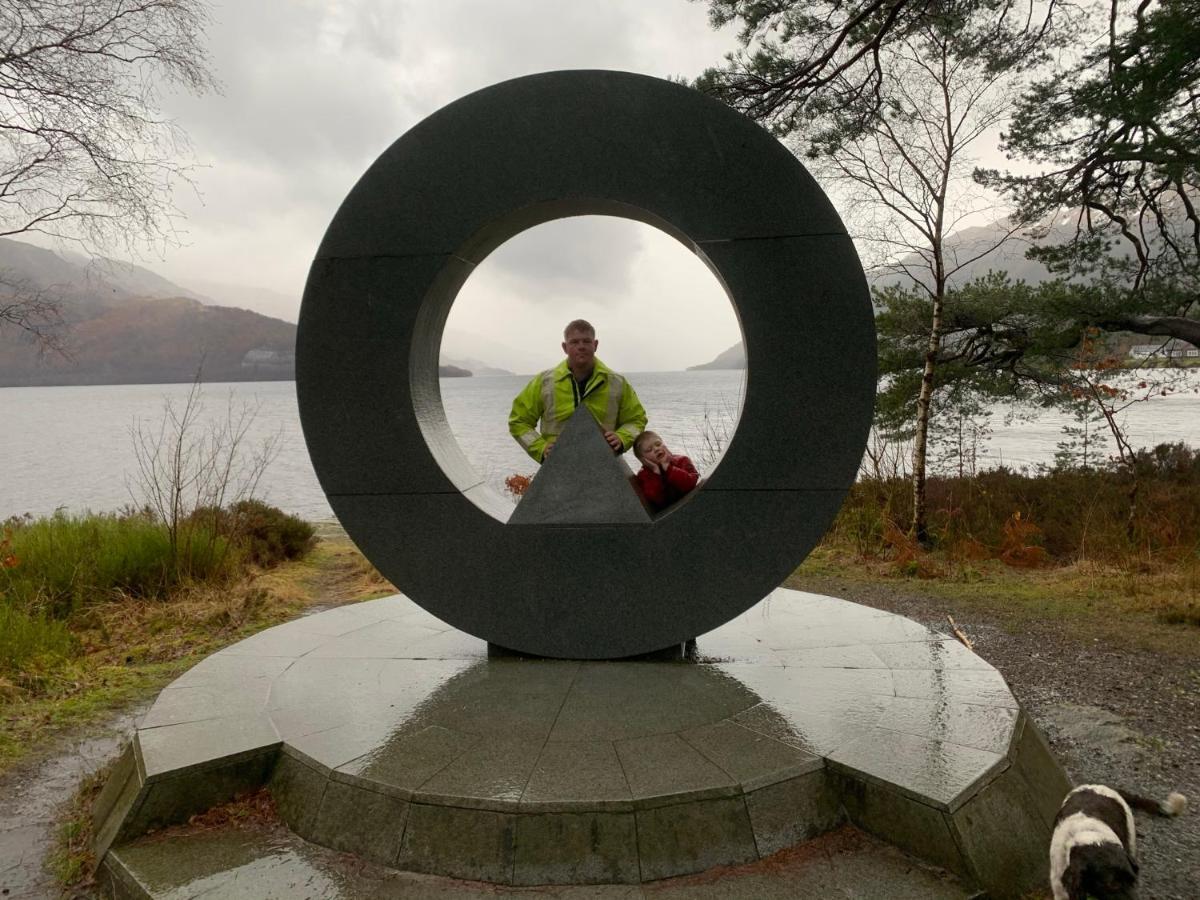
0,373 -> 296,389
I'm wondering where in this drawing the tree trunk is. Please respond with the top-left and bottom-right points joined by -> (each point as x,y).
911,293 -> 945,546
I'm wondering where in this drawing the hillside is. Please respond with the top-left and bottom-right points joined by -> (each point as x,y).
0,296 -> 296,386
0,238 -> 208,306
688,341 -> 746,371
0,238 -> 302,386
871,215 -> 1148,291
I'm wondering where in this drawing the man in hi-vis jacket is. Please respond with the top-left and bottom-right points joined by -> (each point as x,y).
508,319 -> 647,463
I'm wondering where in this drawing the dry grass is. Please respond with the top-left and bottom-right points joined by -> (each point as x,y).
795,547 -> 1200,655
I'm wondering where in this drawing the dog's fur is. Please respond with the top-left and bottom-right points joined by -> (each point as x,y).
1050,784 -> 1187,899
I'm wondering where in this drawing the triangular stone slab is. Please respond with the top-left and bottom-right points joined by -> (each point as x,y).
509,406 -> 652,525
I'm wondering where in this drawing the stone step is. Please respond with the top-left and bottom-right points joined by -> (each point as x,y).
101,822 -> 979,899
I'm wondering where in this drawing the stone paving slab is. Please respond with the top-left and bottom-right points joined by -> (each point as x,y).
94,589 -> 1069,898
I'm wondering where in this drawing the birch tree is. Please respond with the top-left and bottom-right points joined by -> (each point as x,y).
698,7 -> 1024,544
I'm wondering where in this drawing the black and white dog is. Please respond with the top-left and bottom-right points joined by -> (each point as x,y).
1050,784 -> 1187,899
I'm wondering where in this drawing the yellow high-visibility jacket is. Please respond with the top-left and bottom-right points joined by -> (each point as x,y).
508,358 -> 647,462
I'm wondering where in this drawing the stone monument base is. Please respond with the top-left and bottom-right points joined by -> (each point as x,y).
99,820 -> 974,898
93,590 -> 1068,899
487,639 -> 694,661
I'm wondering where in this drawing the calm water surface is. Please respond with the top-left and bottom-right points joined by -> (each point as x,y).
3,371 -> 1198,521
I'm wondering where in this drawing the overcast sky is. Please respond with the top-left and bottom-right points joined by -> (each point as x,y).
140,1 -> 750,372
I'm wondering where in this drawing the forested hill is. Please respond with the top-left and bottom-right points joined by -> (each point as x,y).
0,238 -> 296,386
0,296 -> 297,387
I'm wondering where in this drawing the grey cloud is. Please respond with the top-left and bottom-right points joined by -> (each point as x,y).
163,3 -> 416,171
150,0 -> 739,302
478,216 -> 645,303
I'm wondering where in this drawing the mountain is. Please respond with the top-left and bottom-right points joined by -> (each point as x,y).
688,341 -> 746,371
0,239 -> 209,305
187,278 -> 300,322
440,328 -> 542,376
440,355 -> 514,377
0,238 -> 535,385
0,295 -> 296,386
0,238 -> 297,386
870,215 -> 1144,292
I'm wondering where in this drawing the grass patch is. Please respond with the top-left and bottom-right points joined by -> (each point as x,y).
0,604 -> 77,684
805,447 -> 1200,648
1,511 -> 234,617
0,536 -> 391,778
0,504 -> 315,696
829,444 -> 1200,565
791,548 -> 1200,656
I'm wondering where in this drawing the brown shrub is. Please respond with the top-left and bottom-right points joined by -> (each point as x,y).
826,443 -> 1200,566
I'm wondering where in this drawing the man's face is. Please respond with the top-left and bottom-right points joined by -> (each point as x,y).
562,329 -> 598,370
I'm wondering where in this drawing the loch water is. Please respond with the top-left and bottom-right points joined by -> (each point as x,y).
3,370 -> 1199,521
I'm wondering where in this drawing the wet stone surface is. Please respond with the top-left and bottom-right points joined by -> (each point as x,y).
86,589 -> 1064,896
126,589 -> 1019,814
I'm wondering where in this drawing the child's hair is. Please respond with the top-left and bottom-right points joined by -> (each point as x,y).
633,430 -> 659,463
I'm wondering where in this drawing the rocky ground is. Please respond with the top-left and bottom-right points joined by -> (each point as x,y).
788,573 -> 1200,900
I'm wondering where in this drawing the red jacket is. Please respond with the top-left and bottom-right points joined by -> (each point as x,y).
636,455 -> 699,511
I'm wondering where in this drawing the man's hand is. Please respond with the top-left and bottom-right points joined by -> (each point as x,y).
542,443 -> 554,460
603,430 -> 622,452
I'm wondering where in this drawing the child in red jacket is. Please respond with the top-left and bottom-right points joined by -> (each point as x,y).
633,431 -> 699,512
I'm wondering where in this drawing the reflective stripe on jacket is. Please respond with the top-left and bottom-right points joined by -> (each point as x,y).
508,358 -> 647,462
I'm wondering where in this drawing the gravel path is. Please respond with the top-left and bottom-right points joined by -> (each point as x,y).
787,573 -> 1200,900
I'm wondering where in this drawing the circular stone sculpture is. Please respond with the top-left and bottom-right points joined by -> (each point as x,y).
297,70 -> 876,659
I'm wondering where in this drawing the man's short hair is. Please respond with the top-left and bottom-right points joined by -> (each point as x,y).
563,319 -> 595,338
632,430 -> 659,462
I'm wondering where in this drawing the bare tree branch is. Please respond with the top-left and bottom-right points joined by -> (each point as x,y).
0,0 -> 216,353
0,267 -> 69,356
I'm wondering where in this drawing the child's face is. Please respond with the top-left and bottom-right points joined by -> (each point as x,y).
640,435 -> 671,466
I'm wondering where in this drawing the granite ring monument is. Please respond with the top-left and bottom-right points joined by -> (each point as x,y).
296,70 -> 876,659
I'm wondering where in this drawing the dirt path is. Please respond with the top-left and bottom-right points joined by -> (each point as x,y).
787,572 -> 1200,900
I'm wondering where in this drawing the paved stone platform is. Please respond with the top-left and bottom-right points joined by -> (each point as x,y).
93,590 -> 1068,899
